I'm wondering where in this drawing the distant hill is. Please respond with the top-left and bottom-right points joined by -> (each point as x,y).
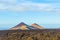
31,23 -> 44,29
10,22 -> 44,30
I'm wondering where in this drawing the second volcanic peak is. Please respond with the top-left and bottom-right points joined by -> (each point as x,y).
31,23 -> 44,29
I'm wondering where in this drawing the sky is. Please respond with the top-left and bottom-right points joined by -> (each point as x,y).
0,0 -> 60,30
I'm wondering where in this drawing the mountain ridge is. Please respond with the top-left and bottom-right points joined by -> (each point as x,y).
10,22 -> 44,30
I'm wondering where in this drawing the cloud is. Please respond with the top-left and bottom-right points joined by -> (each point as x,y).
0,0 -> 60,13
7,2 -> 52,12
0,0 -> 17,4
0,1 -> 53,12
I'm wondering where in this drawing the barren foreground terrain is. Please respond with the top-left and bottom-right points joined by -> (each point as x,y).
0,29 -> 60,40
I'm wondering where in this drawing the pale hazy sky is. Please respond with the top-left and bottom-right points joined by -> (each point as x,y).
0,0 -> 60,29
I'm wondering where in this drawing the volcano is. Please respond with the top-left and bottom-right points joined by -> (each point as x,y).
10,22 -> 29,30
10,22 -> 44,30
31,23 -> 44,29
